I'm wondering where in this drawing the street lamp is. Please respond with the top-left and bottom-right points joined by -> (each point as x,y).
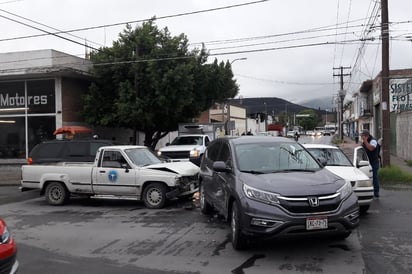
230,57 -> 247,65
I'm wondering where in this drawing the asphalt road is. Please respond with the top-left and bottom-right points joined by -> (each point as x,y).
1,135 -> 411,273
1,186 -> 366,274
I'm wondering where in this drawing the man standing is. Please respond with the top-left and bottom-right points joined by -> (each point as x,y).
361,129 -> 380,198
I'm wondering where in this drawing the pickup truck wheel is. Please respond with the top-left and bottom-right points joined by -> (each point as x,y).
45,182 -> 69,206
143,183 -> 167,209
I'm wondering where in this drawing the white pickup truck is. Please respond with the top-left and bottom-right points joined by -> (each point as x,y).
157,134 -> 211,166
21,145 -> 199,209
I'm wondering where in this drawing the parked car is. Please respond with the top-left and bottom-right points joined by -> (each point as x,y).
0,218 -> 19,274
303,144 -> 374,213
28,139 -> 113,165
198,136 -> 360,250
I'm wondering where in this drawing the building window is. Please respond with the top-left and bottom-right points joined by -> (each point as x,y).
0,79 -> 56,159
27,80 -> 55,114
0,117 -> 25,158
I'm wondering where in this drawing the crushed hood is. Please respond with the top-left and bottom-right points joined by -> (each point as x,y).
144,161 -> 199,176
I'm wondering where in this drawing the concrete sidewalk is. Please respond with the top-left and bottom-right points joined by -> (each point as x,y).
339,136 -> 412,176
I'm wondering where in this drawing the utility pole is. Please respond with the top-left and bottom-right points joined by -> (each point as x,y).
333,66 -> 351,141
381,0 -> 390,167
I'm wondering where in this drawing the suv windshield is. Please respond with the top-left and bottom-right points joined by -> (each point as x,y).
235,142 -> 320,173
171,136 -> 203,146
125,148 -> 162,166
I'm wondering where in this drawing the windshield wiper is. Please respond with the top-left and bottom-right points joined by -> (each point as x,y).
276,169 -> 316,173
240,170 -> 265,174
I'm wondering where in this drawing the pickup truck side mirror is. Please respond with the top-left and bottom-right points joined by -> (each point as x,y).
121,163 -> 130,172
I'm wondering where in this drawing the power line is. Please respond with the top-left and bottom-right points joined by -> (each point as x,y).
0,13 -> 100,51
0,8 -> 104,48
235,74 -> 335,86
0,35 -> 381,68
0,36 -> 379,70
0,0 -> 269,44
191,17 -> 371,47
207,31 -> 360,52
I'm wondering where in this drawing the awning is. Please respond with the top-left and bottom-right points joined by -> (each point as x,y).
53,126 -> 92,135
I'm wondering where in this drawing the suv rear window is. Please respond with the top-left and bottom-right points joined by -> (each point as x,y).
29,139 -> 112,164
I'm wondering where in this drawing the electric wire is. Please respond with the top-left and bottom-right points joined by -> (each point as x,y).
0,0 -> 269,44
0,8 -> 104,48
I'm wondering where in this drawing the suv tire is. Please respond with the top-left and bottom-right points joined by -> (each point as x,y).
231,201 -> 247,250
199,183 -> 213,214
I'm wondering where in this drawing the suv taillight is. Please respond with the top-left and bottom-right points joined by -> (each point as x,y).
27,157 -> 33,165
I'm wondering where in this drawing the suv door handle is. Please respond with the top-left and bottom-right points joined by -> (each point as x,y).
99,170 -> 106,173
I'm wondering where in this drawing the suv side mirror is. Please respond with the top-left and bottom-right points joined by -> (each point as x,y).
213,161 -> 231,172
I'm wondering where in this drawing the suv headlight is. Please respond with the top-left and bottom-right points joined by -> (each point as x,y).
1,226 -> 10,244
157,151 -> 162,157
338,181 -> 353,199
243,184 -> 280,205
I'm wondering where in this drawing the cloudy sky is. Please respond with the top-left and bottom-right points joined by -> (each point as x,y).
1,0 -> 411,106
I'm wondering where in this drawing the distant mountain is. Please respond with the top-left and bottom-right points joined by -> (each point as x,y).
299,97 -> 337,112
229,97 -> 319,116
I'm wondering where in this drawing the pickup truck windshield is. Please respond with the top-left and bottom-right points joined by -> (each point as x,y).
125,148 -> 162,166
171,136 -> 203,146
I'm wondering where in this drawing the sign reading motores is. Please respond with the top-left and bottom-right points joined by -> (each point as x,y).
0,79 -> 55,114
390,78 -> 412,112
0,92 -> 47,107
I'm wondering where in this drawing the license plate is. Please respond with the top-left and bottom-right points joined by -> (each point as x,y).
306,216 -> 328,230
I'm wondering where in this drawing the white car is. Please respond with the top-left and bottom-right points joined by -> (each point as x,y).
303,144 -> 374,213
286,130 -> 296,137
306,130 -> 315,136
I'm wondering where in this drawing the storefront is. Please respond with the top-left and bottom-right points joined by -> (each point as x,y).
0,49 -> 92,161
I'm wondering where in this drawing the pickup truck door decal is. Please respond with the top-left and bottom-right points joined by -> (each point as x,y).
108,170 -> 118,183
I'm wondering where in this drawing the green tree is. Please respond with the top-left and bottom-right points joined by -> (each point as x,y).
297,109 -> 319,130
83,20 -> 238,149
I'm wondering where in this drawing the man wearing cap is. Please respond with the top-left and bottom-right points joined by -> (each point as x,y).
360,129 -> 380,198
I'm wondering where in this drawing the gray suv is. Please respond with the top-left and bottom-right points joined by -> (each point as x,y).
199,136 -> 359,250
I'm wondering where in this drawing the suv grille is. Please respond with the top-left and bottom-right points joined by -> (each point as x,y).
161,151 -> 190,159
279,193 -> 341,214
